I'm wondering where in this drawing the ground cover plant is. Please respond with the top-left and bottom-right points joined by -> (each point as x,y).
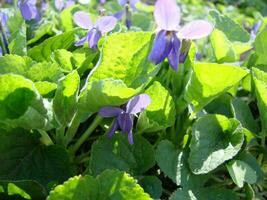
0,0 -> 267,199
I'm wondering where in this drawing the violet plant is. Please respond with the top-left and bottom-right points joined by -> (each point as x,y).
99,94 -> 151,144
74,11 -> 117,48
148,0 -> 213,71
54,0 -> 75,11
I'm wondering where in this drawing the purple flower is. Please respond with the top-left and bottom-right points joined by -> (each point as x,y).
148,0 -> 213,71
0,11 -> 10,55
55,0 -> 75,11
73,11 -> 117,49
251,20 -> 261,40
99,94 -> 151,144
99,0 -> 106,4
118,0 -> 139,10
18,0 -> 39,21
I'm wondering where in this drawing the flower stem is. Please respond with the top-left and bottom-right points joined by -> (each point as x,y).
64,112 -> 81,147
38,130 -> 54,146
69,115 -> 103,155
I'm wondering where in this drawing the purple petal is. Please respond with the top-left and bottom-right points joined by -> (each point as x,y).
100,0 -> 106,4
107,120 -> 119,138
75,34 -> 88,46
55,0 -> 65,11
66,0 -> 75,8
113,11 -> 125,20
128,130 -> 134,145
177,20 -> 213,40
87,29 -> 102,49
117,113 -> 133,135
168,35 -> 181,71
154,0 -> 181,31
18,0 -> 38,21
73,11 -> 93,29
126,94 -> 151,114
148,30 -> 173,65
130,0 -> 139,9
99,106 -> 123,118
0,47 -> 2,56
118,0 -> 127,6
96,16 -> 117,33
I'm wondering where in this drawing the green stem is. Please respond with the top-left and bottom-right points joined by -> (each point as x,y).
56,126 -> 65,145
258,132 -> 266,164
69,115 -> 103,155
64,112 -> 81,147
38,130 -> 54,146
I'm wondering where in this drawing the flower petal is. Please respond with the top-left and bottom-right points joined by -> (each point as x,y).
126,94 -> 151,114
130,0 -> 139,9
113,11 -> 125,20
118,0 -> 127,6
107,120 -> 119,138
96,16 -> 117,33
117,113 -> 133,134
19,0 -> 38,21
99,106 -> 123,118
75,34 -> 88,46
73,11 -> 93,29
148,30 -> 173,65
154,0 -> 181,31
55,0 -> 65,11
168,35 -> 181,71
177,20 -> 213,40
87,29 -> 102,49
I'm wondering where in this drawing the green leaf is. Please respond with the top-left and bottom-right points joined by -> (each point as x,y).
184,63 -> 248,112
254,27 -> 267,55
0,130 -> 71,189
60,5 -> 81,31
34,82 -> 57,98
252,67 -> 267,133
231,98 -> 259,134
90,32 -> 156,89
170,187 -> 239,200
189,115 -> 244,174
0,55 -> 63,83
79,78 -> 137,114
7,10 -> 27,56
28,31 -> 75,62
47,170 -> 152,200
209,10 -> 250,42
53,71 -> 80,126
227,152 -> 264,187
27,22 -> 54,45
137,81 -> 175,132
0,74 -> 51,130
0,180 -> 46,200
155,140 -> 207,188
210,29 -> 236,62
52,49 -> 74,72
138,176 -> 162,199
89,134 -> 155,176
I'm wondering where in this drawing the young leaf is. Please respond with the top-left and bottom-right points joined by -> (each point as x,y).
209,10 -> 250,42
53,71 -> 80,126
184,63 -> 248,112
28,31 -> 76,62
47,170 -> 152,200
137,81 -> 175,132
189,115 -> 244,174
0,74 -> 51,130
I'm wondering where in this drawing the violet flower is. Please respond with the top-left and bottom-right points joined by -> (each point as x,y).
0,11 -> 10,55
18,0 -> 39,21
118,0 -> 139,10
251,20 -> 261,40
73,11 -> 117,49
99,0 -> 106,4
148,0 -> 213,71
55,0 -> 75,11
99,94 -> 151,144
